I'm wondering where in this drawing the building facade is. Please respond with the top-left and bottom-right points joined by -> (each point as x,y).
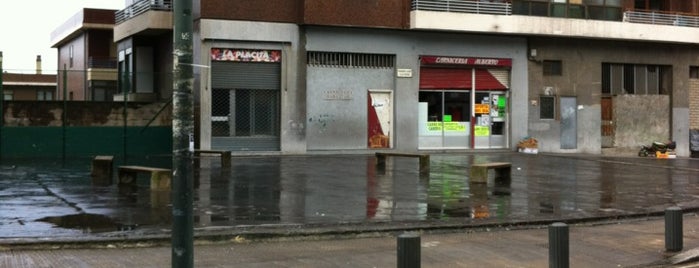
112,0 -> 699,156
51,8 -> 118,101
2,55 -> 56,101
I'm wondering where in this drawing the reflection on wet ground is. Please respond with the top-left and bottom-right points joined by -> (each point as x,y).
1,153 -> 699,237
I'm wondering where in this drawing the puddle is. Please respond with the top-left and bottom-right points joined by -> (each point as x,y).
36,213 -> 136,233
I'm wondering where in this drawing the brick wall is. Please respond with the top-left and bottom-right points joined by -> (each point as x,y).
690,79 -> 699,129
1,101 -> 172,127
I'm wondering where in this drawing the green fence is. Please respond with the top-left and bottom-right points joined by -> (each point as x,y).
0,99 -> 173,160
0,126 -> 171,158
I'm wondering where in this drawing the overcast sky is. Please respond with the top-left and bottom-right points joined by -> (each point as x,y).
0,0 -> 125,74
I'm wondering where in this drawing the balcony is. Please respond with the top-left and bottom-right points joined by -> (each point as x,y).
87,57 -> 117,81
115,0 -> 172,25
410,0 -> 699,44
113,0 -> 173,41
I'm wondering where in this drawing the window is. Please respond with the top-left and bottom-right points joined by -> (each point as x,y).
307,52 -> 394,69
543,60 -> 562,76
585,0 -> 622,20
690,66 -> 699,79
69,45 -> 74,68
602,63 -> 665,95
37,91 -> 53,101
550,0 -> 586,18
2,90 -> 12,100
540,95 -> 555,119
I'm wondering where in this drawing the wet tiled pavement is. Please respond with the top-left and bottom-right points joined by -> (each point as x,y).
1,151 -> 699,241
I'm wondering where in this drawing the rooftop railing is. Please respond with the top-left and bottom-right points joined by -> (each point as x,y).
411,0 -> 699,28
411,0 -> 511,15
115,0 -> 172,25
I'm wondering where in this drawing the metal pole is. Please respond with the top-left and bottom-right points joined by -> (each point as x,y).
665,206 -> 683,252
63,64 -> 67,162
549,222 -> 569,268
397,232 -> 421,268
122,62 -> 128,163
172,0 -> 194,267
0,51 -> 3,160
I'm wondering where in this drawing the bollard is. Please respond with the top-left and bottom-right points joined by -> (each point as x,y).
90,155 -> 114,186
665,206 -> 683,252
549,222 -> 569,268
397,232 -> 420,268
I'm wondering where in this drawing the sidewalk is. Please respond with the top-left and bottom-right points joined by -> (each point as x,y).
3,214 -> 699,267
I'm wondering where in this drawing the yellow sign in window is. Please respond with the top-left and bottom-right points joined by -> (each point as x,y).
475,104 -> 490,114
474,126 -> 490,136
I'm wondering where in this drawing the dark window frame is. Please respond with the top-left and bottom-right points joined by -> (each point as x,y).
543,60 -> 562,76
540,95 -> 556,120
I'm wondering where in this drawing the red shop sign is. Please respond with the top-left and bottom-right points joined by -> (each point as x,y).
421,56 -> 512,67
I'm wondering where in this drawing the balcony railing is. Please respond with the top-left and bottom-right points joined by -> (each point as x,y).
88,57 -> 117,69
412,0 -> 511,15
115,0 -> 172,25
624,10 -> 699,27
411,0 -> 699,28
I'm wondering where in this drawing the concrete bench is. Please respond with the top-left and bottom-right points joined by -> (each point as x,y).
194,149 -> 232,168
375,152 -> 430,174
469,162 -> 511,184
118,165 -> 172,190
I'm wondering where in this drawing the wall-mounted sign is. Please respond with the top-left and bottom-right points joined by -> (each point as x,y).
396,69 -> 413,78
324,90 -> 353,100
420,56 -> 512,67
211,48 -> 281,62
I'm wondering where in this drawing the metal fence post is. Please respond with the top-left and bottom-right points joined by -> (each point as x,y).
397,232 -> 420,268
549,222 -> 569,268
665,206 -> 683,252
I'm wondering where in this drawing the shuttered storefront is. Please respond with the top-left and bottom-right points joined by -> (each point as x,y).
210,49 -> 281,151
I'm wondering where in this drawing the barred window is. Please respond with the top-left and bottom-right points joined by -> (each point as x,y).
307,52 -> 394,68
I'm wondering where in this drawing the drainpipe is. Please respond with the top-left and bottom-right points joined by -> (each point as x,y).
171,0 -> 194,267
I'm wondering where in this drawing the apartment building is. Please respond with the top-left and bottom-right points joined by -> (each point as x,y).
112,0 -> 699,156
51,8 -> 118,101
2,56 -> 56,101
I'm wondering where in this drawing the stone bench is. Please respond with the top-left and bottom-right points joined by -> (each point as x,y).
469,162 -> 512,184
194,149 -> 232,168
375,152 -> 430,174
90,155 -> 114,186
118,165 -> 172,190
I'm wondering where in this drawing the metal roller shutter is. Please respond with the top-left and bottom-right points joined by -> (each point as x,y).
212,61 -> 281,90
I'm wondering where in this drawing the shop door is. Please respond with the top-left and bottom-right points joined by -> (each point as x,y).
368,90 -> 393,149
560,96 -> 577,149
601,97 -> 614,148
211,61 -> 281,151
212,89 -> 279,151
473,92 -> 508,148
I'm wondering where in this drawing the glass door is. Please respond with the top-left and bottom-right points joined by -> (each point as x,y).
473,92 -> 508,148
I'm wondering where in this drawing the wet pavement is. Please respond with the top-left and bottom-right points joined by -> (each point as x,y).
1,151 -> 699,242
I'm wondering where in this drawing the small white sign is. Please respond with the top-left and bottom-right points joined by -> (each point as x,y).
396,69 -> 413,78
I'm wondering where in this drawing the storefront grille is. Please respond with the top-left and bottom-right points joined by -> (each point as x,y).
307,52 -> 394,69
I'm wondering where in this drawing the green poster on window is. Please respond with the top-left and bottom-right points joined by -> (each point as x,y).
498,97 -> 506,116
